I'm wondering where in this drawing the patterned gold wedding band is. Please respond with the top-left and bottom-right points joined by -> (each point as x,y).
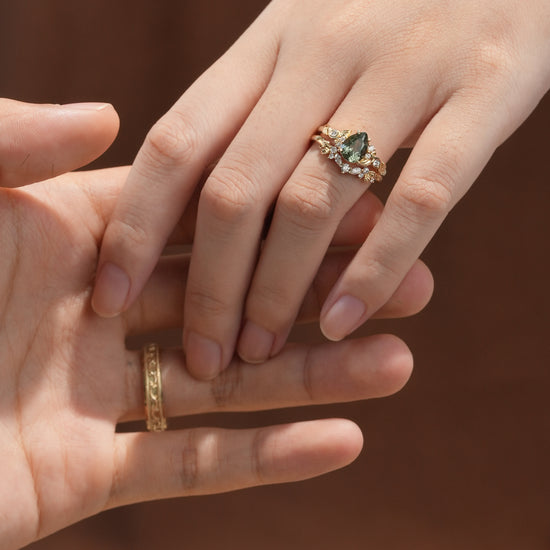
311,125 -> 386,183
143,343 -> 167,432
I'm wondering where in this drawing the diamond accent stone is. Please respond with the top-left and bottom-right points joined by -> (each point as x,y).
350,167 -> 362,175
329,129 -> 339,138
334,154 -> 343,166
342,164 -> 350,173
373,159 -> 381,169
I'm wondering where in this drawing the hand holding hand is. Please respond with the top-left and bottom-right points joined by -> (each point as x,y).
0,98 -> 432,548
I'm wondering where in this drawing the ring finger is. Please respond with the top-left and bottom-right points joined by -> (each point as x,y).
237,74 -> 430,364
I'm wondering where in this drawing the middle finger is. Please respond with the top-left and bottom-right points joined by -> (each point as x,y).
119,333 -> 412,423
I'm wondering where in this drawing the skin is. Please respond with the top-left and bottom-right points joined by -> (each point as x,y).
91,0 -> 550,380
0,99 -> 433,549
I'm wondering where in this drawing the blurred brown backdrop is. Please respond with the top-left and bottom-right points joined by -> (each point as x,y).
2,1 -> 549,549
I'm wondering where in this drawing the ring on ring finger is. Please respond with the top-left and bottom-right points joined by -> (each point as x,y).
311,125 -> 386,182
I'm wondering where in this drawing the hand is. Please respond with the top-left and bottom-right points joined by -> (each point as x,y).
91,0 -> 550,379
0,163 -> 434,549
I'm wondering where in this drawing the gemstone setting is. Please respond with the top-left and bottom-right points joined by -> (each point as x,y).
340,132 -> 369,164
314,125 -> 385,183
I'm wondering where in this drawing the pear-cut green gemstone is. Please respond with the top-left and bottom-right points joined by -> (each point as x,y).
340,132 -> 368,164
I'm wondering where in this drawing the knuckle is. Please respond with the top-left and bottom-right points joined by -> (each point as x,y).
186,285 -> 231,318
176,429 -> 211,492
107,210 -> 150,251
144,114 -> 198,168
397,173 -> 453,221
251,428 -> 269,485
279,172 -> 340,229
248,283 -> 296,330
363,255 -> 402,284
201,157 -> 262,225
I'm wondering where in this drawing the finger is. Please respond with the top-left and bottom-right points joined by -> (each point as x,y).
122,252 -> 433,336
121,188 -> 425,338
0,98 -> 119,187
298,255 -> 434,324
182,57 -> 357,381
237,73 -> 425,364
109,419 -> 362,508
92,8 -> 282,318
320,91 -> 505,341
121,333 -> 412,421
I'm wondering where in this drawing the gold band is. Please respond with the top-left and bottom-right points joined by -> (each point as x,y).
143,343 -> 167,432
312,125 -> 386,183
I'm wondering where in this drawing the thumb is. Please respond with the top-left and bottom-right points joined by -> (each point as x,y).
0,98 -> 120,187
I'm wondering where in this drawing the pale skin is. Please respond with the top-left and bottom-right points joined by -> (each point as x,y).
0,99 -> 433,549
91,0 -> 550,380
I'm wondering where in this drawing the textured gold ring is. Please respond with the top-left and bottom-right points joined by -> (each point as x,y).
143,343 -> 167,432
312,125 -> 386,183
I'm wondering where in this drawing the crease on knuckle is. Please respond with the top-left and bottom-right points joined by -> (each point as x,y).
211,363 -> 244,409
186,285 -> 231,317
279,173 -> 340,231
109,208 -> 151,250
397,170 -> 454,223
251,427 -> 269,485
145,114 -> 198,168
177,429 -> 200,492
363,255 -> 402,285
202,158 -> 261,225
248,283 -> 295,329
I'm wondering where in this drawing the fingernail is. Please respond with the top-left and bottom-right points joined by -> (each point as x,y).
92,262 -> 130,317
185,331 -> 222,380
321,295 -> 366,341
62,102 -> 111,111
238,321 -> 275,364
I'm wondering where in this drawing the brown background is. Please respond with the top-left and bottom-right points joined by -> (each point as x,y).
1,1 -> 549,549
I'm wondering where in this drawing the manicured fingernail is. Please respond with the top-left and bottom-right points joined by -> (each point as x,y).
185,331 -> 222,380
321,295 -> 366,341
63,102 -> 111,111
238,321 -> 275,364
92,262 -> 130,317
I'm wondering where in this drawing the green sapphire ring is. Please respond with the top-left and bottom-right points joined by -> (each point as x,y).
312,125 -> 386,183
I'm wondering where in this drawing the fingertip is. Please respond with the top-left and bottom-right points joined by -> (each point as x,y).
62,101 -> 120,158
91,262 -> 131,318
326,418 -> 364,465
367,334 -> 413,396
320,294 -> 367,341
184,331 -> 223,381
267,419 -> 364,482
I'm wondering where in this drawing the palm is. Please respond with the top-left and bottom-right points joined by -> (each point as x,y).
0,171 -> 129,544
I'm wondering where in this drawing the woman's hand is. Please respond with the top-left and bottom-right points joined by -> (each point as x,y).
92,0 -> 550,379
0,162 -> 433,548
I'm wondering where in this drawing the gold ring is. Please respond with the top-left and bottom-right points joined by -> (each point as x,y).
143,343 -> 167,432
311,125 -> 386,183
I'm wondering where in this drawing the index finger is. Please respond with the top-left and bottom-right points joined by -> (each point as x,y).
91,11 -> 280,317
